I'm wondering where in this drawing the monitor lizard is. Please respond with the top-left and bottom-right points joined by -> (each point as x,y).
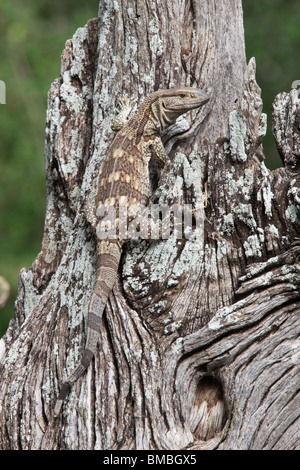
54,87 -> 210,417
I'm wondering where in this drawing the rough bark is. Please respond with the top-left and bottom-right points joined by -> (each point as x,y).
0,0 -> 299,450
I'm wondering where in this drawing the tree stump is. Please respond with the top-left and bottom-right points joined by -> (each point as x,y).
0,0 -> 299,450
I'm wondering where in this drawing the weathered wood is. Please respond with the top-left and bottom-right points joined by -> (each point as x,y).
0,0 -> 299,450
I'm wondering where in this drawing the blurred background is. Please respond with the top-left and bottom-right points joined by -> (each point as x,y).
0,0 -> 299,335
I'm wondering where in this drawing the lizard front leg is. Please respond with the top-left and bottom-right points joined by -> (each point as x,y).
111,96 -> 137,132
150,135 -> 169,168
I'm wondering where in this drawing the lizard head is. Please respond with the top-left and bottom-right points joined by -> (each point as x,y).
148,87 -> 210,131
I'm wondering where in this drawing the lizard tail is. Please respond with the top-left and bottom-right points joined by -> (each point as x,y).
54,240 -> 122,417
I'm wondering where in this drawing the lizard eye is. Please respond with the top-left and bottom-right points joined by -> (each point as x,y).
179,94 -> 186,98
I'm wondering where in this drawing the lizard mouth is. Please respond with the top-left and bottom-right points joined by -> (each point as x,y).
198,93 -> 210,105
191,90 -> 210,100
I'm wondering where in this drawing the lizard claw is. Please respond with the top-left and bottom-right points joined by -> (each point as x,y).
116,95 -> 137,114
111,95 -> 137,132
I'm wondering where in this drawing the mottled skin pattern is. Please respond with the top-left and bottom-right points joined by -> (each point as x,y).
54,87 -> 210,416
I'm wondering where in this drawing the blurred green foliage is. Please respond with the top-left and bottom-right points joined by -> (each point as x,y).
0,0 -> 99,334
0,1 -> 299,335
243,0 -> 300,169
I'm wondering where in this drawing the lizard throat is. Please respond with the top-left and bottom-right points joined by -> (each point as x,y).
148,104 -> 178,133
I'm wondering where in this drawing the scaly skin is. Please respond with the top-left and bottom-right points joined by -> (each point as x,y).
54,87 -> 210,416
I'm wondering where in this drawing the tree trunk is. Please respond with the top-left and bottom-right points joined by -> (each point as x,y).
0,0 -> 299,451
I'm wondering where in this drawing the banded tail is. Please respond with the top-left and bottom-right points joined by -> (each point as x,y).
54,240 -> 122,417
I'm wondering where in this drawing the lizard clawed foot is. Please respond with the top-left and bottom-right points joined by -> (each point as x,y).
111,95 -> 137,132
116,95 -> 137,113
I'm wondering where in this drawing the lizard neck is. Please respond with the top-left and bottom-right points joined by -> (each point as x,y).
131,93 -> 179,138
140,101 -> 177,136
